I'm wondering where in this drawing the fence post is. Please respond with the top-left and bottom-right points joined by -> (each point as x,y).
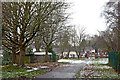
118,52 -> 120,74
52,53 -> 56,62
108,52 -> 111,65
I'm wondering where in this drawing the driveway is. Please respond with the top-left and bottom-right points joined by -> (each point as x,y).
36,63 -> 86,78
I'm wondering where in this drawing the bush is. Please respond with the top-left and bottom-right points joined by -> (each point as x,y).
2,50 -> 12,65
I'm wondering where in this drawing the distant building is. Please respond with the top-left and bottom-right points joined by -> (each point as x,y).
63,51 -> 78,58
87,53 -> 96,59
33,48 -> 44,52
91,50 -> 95,53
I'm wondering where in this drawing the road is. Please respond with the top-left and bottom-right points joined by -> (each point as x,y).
36,63 -> 86,78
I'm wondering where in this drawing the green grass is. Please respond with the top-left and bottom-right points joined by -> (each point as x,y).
92,58 -> 101,61
91,64 -> 119,78
92,58 -> 108,61
90,63 -> 109,66
76,69 -> 82,79
63,58 -> 107,61
2,70 -> 46,78
99,68 -> 119,78
2,64 -> 47,78
76,64 -> 120,78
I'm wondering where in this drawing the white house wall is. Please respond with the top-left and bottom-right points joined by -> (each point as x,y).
63,51 -> 78,58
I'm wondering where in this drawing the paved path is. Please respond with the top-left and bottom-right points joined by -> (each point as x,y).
36,63 -> 86,78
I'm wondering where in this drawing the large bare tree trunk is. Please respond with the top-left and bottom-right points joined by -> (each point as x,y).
61,48 -> 64,58
77,54 -> 79,59
77,48 -> 81,59
75,50 -> 78,58
19,47 -> 26,66
77,52 -> 81,59
67,50 -> 70,59
34,39 -> 41,52
61,51 -> 64,59
45,46 -> 49,62
12,48 -> 16,64
12,24 -> 18,64
35,45 -> 40,52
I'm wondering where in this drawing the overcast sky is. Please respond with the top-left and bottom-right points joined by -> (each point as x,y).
66,0 -> 109,36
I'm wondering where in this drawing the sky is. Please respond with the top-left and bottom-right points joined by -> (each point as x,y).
66,0 -> 109,36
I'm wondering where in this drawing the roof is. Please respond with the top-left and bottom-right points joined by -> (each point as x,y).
34,52 -> 52,56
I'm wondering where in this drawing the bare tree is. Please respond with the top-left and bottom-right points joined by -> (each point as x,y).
34,2 -> 70,62
76,27 -> 86,58
2,2 -> 66,65
99,29 -> 118,51
33,33 -> 44,52
53,26 -> 72,58
102,1 -> 120,51
70,26 -> 86,58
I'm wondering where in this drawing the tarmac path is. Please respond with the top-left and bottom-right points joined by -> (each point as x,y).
36,63 -> 86,78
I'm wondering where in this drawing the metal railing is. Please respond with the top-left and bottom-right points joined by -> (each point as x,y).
109,52 -> 120,74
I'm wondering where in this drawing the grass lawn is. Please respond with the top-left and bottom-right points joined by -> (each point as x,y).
1,62 -> 61,78
60,58 -> 107,61
76,63 -> 120,78
1,64 -> 47,78
76,58 -> 119,78
93,58 -> 108,61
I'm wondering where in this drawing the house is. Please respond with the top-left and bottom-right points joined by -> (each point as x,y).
87,53 -> 96,59
100,52 -> 109,58
87,52 -> 97,59
33,48 -> 44,52
91,49 -> 95,53
63,51 -> 78,59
